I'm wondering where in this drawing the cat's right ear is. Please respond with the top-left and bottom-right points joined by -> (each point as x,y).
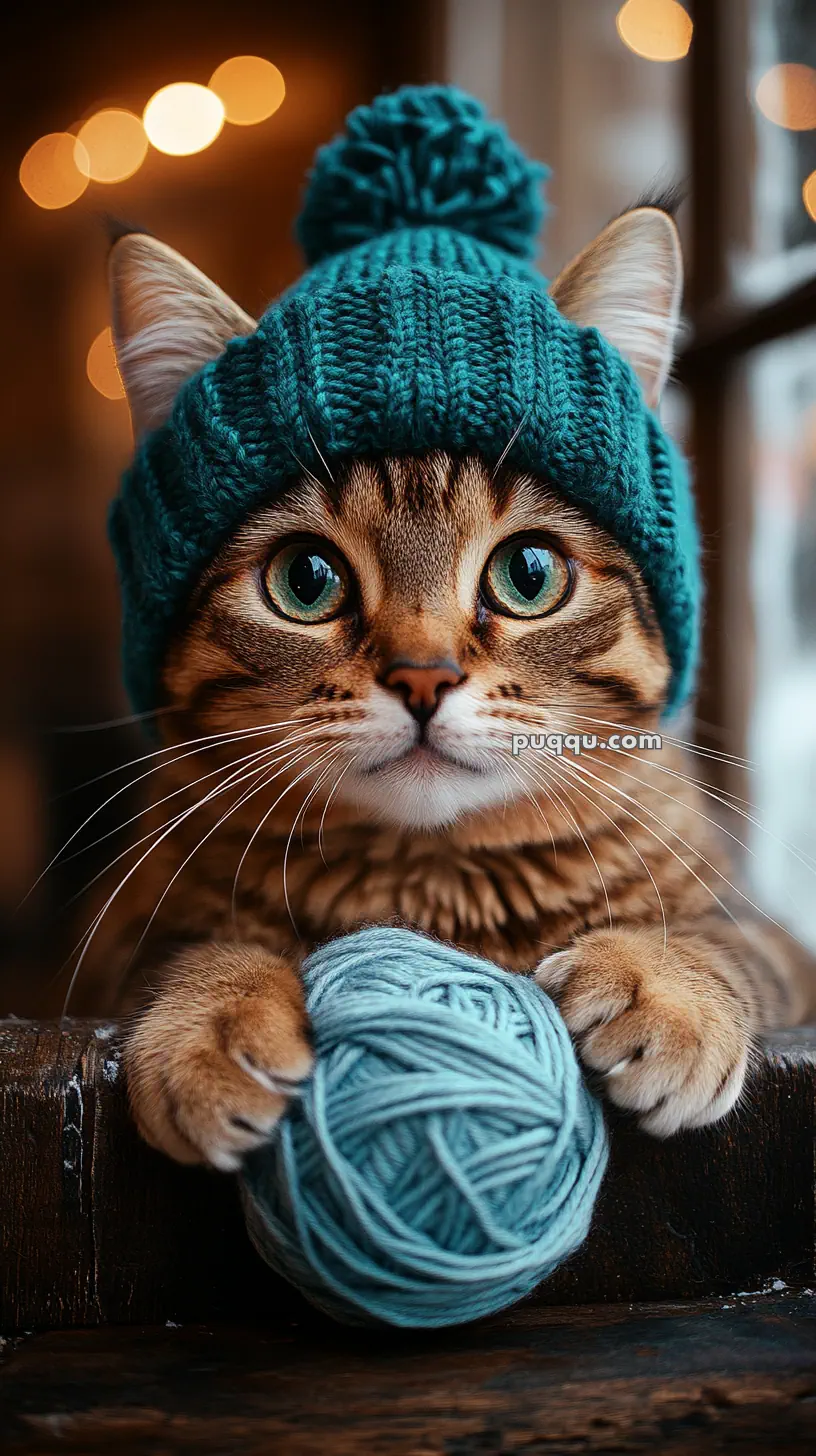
549,205 -> 682,409
108,233 -> 257,437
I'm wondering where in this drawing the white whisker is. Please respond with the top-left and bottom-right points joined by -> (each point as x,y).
495,753 -> 559,862
52,706 -> 180,733
515,754 -> 613,928
549,705 -> 756,774
318,755 -> 358,864
282,747 -> 346,937
598,740 -> 816,880
285,441 -> 328,494
491,408 -> 530,480
56,712 -> 328,800
545,725 -> 816,937
115,741 -> 333,990
552,749 -> 796,948
306,426 -> 335,484
60,737 -> 327,1014
60,723 -> 330,879
25,714 -> 327,906
529,754 -> 668,950
61,731 -> 329,918
229,741 -> 339,923
546,719 -> 816,883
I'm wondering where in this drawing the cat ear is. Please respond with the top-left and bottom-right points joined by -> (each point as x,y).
108,232 -> 257,436
549,207 -> 683,408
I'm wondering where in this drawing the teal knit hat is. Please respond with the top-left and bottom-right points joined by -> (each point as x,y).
110,85 -> 699,716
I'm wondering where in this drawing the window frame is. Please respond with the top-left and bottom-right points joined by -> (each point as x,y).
680,0 -> 816,777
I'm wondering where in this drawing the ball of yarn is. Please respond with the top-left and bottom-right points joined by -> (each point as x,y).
296,85 -> 549,266
240,928 -> 608,1329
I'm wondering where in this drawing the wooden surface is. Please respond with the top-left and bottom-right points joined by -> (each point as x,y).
2,1294 -> 815,1453
1,1020 -> 815,1334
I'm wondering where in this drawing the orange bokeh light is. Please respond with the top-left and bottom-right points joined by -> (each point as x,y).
143,82 -> 225,156
76,109 -> 148,184
804,170 -> 816,223
209,56 -> 285,126
19,133 -> 90,210
755,64 -> 816,131
87,327 -> 125,400
616,0 -> 692,62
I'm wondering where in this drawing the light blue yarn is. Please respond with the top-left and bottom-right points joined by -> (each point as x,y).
240,927 -> 609,1329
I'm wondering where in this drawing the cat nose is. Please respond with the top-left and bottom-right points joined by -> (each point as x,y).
381,659 -> 465,725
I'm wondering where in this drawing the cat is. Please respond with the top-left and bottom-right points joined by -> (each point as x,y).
78,200 -> 816,1173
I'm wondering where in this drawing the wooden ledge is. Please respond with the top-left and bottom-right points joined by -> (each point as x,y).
1,1020 -> 815,1335
2,1295 -> 816,1452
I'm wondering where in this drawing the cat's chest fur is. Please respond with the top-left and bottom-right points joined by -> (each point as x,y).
225,822 -> 641,973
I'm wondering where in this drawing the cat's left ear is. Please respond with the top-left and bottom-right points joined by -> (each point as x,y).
109,232 -> 257,437
549,206 -> 683,408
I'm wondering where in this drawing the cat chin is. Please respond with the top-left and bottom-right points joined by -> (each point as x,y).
339,759 -> 516,831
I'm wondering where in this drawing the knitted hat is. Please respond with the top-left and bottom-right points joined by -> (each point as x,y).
110,85 -> 699,716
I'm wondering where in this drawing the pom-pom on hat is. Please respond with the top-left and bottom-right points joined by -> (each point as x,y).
109,85 -> 699,716
296,85 -> 548,264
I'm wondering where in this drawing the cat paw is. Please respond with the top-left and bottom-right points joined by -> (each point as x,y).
125,944 -> 313,1171
535,927 -> 753,1137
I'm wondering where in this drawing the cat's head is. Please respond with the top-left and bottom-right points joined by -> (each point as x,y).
109,202 -> 683,833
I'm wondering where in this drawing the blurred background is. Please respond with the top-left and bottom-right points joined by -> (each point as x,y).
1,0 -> 815,1012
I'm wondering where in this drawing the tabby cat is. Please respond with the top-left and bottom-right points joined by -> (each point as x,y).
79,201 -> 815,1173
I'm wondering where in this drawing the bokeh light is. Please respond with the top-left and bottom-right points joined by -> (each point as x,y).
804,170 -> 816,223
616,0 -> 693,62
755,64 -> 816,130
86,327 -> 125,400
143,82 -> 225,156
19,133 -> 90,210
209,56 -> 286,126
75,109 -> 148,184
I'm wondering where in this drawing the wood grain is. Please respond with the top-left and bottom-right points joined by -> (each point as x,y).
2,1296 -> 815,1453
0,1020 -> 814,1335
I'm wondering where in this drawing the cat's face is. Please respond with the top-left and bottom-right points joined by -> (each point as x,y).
164,452 -> 670,831
111,197 -> 683,834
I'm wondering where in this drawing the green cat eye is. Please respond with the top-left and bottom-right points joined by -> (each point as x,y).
262,540 -> 350,623
483,537 -> 572,619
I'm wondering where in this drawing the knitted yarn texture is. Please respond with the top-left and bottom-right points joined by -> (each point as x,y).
110,84 -> 700,715
240,927 -> 609,1328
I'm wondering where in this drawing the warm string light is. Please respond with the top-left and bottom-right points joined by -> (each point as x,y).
86,326 -> 125,400
804,171 -> 816,224
76,109 -> 147,183
19,133 -> 89,210
209,56 -> 285,125
754,65 -> 816,224
616,0 -> 693,63
20,55 -> 284,209
143,82 -> 225,156
755,64 -> 816,131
